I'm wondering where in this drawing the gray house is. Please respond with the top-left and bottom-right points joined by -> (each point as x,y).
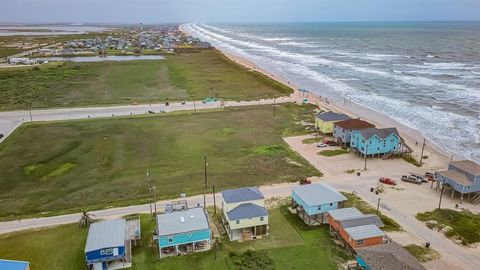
436,160 -> 480,201
333,119 -> 375,146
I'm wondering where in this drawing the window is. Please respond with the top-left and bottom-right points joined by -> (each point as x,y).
390,138 -> 394,142
329,203 -> 333,206
236,220 -> 240,224
168,237 -> 173,243
101,248 -> 113,256
361,147 -> 364,151
318,205 -> 322,210
188,233 -> 193,237
260,216 -> 264,221
362,139 -> 365,143
356,239 -> 365,246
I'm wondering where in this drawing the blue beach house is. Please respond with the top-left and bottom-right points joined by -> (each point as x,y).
0,259 -> 30,270
157,207 -> 211,258
436,160 -> 480,201
291,183 -> 346,225
350,128 -> 400,157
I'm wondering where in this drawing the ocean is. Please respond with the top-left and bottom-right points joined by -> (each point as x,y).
183,22 -> 480,162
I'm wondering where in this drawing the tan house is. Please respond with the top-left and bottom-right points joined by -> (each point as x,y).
221,187 -> 269,241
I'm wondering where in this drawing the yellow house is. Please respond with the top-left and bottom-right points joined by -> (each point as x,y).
315,111 -> 350,134
221,187 -> 269,241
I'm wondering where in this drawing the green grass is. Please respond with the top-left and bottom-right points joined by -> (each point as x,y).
0,50 -> 292,110
402,156 -> 422,167
317,149 -> 349,157
0,206 -> 350,270
416,209 -> 480,245
0,47 -> 23,58
301,137 -> 323,144
0,104 -> 320,219
403,244 -> 440,263
342,192 -> 402,232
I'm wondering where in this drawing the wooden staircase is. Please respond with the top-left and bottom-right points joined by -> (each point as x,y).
471,193 -> 480,205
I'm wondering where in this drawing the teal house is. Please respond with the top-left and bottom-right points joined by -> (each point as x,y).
291,183 -> 346,225
157,207 -> 211,259
350,128 -> 400,157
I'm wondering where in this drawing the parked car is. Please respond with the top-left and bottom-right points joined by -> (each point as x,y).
317,143 -> 328,147
299,179 -> 312,185
401,175 -> 422,185
148,110 -> 155,114
410,173 -> 427,183
425,172 -> 435,181
379,177 -> 397,186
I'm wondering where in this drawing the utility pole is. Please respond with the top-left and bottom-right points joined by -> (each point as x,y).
212,184 -> 216,215
419,138 -> 426,165
438,181 -> 446,209
146,170 -> 153,218
364,146 -> 368,171
204,155 -> 208,209
193,98 -> 197,113
27,102 -> 33,122
376,198 -> 380,215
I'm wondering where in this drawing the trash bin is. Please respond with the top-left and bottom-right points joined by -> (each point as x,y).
357,171 -> 361,176
370,187 -> 374,192
425,242 -> 431,248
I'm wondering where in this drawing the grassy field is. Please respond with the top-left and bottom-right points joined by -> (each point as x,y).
0,104 -> 319,219
416,209 -> 480,245
0,50 -> 292,110
0,206 -> 350,270
403,244 -> 440,263
317,149 -> 349,157
342,192 -> 402,232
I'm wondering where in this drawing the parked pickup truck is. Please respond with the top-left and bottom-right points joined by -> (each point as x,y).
401,175 -> 422,185
410,173 -> 428,183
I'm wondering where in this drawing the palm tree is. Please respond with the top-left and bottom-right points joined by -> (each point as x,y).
78,210 -> 95,228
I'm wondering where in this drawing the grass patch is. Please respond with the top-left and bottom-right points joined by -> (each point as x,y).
342,192 -> 402,232
0,104 -> 320,219
301,137 -> 323,144
344,169 -> 356,174
228,250 -> 275,270
404,244 -> 440,263
317,149 -> 349,157
416,209 -> 480,245
0,50 -> 292,110
402,156 -> 422,167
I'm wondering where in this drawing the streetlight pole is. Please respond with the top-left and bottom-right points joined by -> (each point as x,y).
438,181 -> 446,210
376,198 -> 380,215
364,145 -> 368,171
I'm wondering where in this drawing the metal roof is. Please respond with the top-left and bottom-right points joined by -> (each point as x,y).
221,187 -> 264,204
316,111 -> 350,122
227,203 -> 268,220
85,219 -> 126,253
334,119 -> 375,129
0,260 -> 29,270
358,127 -> 399,140
293,183 -> 346,206
339,214 -> 384,228
356,241 -> 426,270
437,170 -> 473,186
450,160 -> 480,176
328,207 -> 364,221
344,224 -> 385,240
157,207 -> 210,236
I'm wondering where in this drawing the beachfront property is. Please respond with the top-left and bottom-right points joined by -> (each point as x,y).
350,128 -> 401,158
315,111 -> 350,134
351,241 -> 426,270
435,159 -> 480,203
327,207 -> 387,249
221,187 -> 269,241
84,217 -> 141,270
333,119 -> 375,146
0,259 -> 30,270
290,183 -> 347,225
157,207 -> 212,258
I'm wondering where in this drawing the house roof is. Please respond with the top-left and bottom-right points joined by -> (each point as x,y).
85,219 -> 126,253
356,241 -> 426,270
292,183 -> 346,206
221,187 -> 264,204
328,207 -> 364,221
450,160 -> 480,176
358,127 -> 399,140
316,111 -> 350,122
437,170 -> 473,186
0,260 -> 29,270
227,203 -> 268,220
344,224 -> 385,240
339,214 -> 384,228
334,119 -> 375,130
157,207 -> 210,236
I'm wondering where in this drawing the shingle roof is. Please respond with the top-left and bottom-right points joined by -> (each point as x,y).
328,207 -> 364,221
0,260 -> 29,270
227,203 -> 268,220
85,219 -> 126,253
450,160 -> 480,176
157,207 -> 210,236
335,119 -> 375,129
344,224 -> 385,240
292,183 -> 346,206
437,170 -> 473,186
358,127 -> 399,140
222,187 -> 264,204
316,111 -> 350,122
339,214 -> 384,228
356,241 -> 426,270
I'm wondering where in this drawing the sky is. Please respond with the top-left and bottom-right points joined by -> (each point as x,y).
2,0 -> 480,24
